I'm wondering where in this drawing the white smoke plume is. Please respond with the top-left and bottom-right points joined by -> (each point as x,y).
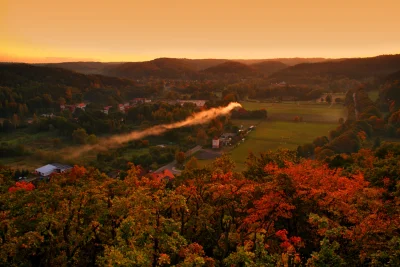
65,102 -> 242,158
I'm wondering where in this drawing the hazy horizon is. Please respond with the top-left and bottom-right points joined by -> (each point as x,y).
2,54 -> 400,65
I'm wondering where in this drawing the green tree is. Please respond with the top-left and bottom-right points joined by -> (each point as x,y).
72,128 -> 88,144
196,128 -> 208,146
58,97 -> 66,106
326,94 -> 332,104
87,134 -> 98,145
175,151 -> 185,165
306,238 -> 345,267
185,157 -> 199,170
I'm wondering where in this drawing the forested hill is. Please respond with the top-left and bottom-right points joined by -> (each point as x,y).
0,63 -> 152,110
386,69 -> 400,82
0,63 -> 136,88
44,58 -> 324,78
250,60 -> 288,75
104,58 -> 200,80
269,54 -> 400,84
40,62 -> 117,75
202,61 -> 257,76
45,59 -> 229,75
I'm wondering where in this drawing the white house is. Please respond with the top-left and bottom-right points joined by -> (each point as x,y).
35,163 -> 72,177
212,138 -> 220,149
102,106 -> 112,115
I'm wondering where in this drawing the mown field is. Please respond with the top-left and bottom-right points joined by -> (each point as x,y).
241,101 -> 346,123
199,100 -> 345,170
231,120 -> 337,170
198,120 -> 338,170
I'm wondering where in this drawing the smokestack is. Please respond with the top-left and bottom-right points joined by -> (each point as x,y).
65,102 -> 242,158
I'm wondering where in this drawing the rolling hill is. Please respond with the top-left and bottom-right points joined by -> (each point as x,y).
43,62 -> 121,75
250,61 -> 287,76
104,58 -> 200,79
236,57 -> 327,66
386,70 -> 400,82
202,61 -> 257,76
42,58 -> 333,79
0,63 -> 151,104
269,54 -> 400,84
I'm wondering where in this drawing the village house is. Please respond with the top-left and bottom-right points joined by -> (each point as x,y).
102,106 -> 112,115
61,104 -> 76,113
60,103 -> 88,113
76,103 -> 87,111
151,169 -> 175,182
118,104 -> 125,113
130,98 -> 147,105
40,113 -> 55,118
212,137 -> 220,149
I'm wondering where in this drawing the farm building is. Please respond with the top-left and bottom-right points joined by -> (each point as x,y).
35,163 -> 72,177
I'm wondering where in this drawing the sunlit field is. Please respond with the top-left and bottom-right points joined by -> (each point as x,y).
241,101 -> 346,122
198,119 -> 338,170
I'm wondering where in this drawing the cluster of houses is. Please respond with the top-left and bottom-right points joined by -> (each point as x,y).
212,125 -> 256,149
56,98 -> 206,117
272,81 -> 287,87
60,103 -> 87,113
102,99 -> 206,114
212,132 -> 237,149
102,98 -> 152,114
160,100 -> 206,108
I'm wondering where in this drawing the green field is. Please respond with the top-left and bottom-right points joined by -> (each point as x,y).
197,101 -> 345,170
241,101 -> 346,122
199,119 -> 338,170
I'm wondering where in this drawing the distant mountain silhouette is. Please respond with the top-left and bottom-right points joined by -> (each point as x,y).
236,58 -> 327,66
44,58 -> 327,78
38,55 -> 400,82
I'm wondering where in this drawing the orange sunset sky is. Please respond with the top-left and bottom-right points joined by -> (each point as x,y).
1,0 -> 399,63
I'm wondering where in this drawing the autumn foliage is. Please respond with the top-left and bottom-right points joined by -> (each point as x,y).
0,149 -> 399,266
8,181 -> 35,192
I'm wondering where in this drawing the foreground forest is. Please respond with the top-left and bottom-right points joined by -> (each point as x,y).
1,146 -> 400,266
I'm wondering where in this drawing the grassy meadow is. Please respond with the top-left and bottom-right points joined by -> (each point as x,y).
198,120 -> 338,170
241,101 -> 346,123
229,120 -> 337,170
198,101 -> 345,170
